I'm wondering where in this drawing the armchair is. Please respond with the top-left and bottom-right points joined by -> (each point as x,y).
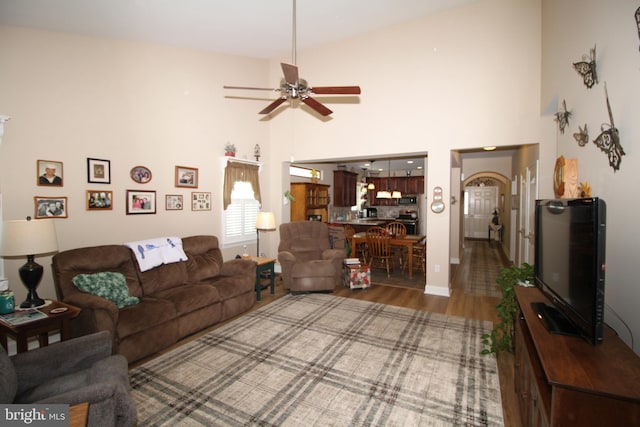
0,331 -> 136,427
278,221 -> 346,293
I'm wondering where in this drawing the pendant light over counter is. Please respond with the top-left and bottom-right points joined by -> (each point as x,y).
376,160 -> 402,199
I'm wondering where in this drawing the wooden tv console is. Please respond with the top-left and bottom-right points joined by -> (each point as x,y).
514,286 -> 640,426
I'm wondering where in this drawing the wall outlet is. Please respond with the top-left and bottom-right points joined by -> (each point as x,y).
434,264 -> 440,273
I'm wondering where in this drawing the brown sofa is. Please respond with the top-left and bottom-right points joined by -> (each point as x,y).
52,235 -> 256,364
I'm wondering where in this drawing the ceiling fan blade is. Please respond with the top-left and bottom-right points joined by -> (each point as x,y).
281,63 -> 299,85
223,85 -> 279,92
310,86 -> 361,95
302,96 -> 333,116
259,97 -> 287,114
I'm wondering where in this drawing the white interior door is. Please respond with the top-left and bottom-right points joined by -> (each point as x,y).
464,186 -> 498,238
518,161 -> 538,265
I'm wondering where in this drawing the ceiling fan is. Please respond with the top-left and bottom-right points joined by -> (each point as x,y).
223,0 -> 361,117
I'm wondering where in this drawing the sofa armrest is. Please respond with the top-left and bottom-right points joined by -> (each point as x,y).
322,248 -> 346,261
12,331 -> 113,395
220,258 -> 255,277
63,292 -> 119,324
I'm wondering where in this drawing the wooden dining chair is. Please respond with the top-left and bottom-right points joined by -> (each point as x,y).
366,226 -> 393,277
385,221 -> 407,270
344,225 -> 366,262
404,241 -> 426,275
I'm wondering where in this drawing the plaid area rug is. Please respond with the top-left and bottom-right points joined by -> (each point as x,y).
464,240 -> 505,298
130,294 -> 503,426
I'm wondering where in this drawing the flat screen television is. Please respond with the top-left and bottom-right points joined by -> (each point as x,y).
533,197 -> 606,345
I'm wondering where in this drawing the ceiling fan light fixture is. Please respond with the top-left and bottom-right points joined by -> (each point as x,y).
222,0 -> 361,118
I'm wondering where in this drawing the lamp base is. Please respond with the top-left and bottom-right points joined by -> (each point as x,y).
19,255 -> 46,308
20,290 -> 46,308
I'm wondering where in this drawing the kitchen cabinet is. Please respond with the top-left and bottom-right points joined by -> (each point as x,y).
333,170 -> 358,207
365,176 -> 424,206
405,176 -> 424,194
290,182 -> 330,222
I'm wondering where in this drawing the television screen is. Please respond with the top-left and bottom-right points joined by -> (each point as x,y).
534,198 -> 606,345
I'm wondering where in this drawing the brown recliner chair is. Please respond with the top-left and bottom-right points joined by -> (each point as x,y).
278,221 -> 346,293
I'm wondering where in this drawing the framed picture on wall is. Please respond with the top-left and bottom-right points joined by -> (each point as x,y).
87,158 -> 111,184
34,196 -> 68,218
130,166 -> 152,184
37,160 -> 63,186
86,190 -> 113,211
165,194 -> 183,210
191,192 -> 211,211
126,190 -> 156,215
175,166 -> 198,188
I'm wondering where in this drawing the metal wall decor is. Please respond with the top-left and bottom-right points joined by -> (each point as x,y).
593,83 -> 625,171
554,99 -> 571,134
573,45 -> 598,89
573,124 -> 589,147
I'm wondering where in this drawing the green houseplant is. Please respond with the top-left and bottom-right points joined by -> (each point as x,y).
481,262 -> 534,355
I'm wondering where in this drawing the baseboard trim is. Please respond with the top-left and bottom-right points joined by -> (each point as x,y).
424,284 -> 451,297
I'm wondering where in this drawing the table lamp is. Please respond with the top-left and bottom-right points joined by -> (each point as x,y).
255,212 -> 276,256
1,217 -> 58,308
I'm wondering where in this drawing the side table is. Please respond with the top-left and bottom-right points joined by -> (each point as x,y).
247,256 -> 276,301
0,299 -> 81,353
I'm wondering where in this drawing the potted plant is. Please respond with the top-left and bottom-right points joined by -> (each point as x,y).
481,262 -> 534,355
310,169 -> 319,183
224,142 -> 236,157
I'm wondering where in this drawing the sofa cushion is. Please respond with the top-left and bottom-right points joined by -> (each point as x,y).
116,297 -> 176,339
153,283 -> 220,315
137,260 -> 188,295
183,236 -> 223,281
72,272 -> 140,309
0,349 -> 17,403
52,245 -> 143,300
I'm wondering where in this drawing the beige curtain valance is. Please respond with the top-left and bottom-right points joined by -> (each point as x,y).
223,161 -> 262,210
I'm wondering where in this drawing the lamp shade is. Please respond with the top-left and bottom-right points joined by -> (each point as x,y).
256,212 -> 276,231
1,219 -> 58,256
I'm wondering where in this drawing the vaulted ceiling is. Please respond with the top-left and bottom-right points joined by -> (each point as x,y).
0,0 -> 479,59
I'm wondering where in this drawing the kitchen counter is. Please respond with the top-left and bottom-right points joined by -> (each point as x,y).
330,218 -> 394,226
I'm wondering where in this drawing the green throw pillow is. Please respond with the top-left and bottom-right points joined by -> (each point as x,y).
72,272 -> 140,308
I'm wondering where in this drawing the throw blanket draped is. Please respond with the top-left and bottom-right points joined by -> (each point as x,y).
124,237 -> 187,272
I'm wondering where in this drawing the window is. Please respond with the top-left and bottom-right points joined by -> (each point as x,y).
223,181 -> 260,246
289,165 -> 322,180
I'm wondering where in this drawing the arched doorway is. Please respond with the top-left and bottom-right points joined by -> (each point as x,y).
462,172 -> 510,244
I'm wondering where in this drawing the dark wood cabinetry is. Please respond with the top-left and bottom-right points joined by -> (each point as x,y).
366,176 -> 424,206
290,182 -> 330,222
333,170 -> 358,207
514,286 -> 640,426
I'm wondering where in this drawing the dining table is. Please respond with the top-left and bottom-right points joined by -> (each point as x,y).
349,232 -> 425,279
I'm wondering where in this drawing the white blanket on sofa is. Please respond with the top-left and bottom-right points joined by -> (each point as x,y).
124,237 -> 188,272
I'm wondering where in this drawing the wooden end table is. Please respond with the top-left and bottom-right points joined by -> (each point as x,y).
247,256 -> 276,301
0,299 -> 81,353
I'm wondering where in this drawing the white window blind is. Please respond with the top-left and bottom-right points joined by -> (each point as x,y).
223,181 -> 260,246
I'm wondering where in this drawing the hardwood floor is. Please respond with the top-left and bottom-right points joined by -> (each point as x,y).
134,239 -> 522,426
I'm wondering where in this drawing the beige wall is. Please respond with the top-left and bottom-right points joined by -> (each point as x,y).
1,0 -> 543,302
269,0 -> 542,295
541,0 -> 640,352
0,27 -> 272,302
